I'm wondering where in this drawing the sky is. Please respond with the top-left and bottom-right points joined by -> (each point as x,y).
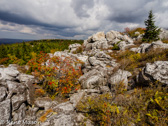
0,0 -> 168,40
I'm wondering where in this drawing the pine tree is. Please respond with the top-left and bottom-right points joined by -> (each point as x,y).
142,10 -> 160,42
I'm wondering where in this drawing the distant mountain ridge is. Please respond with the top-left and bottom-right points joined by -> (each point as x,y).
0,38 -> 33,44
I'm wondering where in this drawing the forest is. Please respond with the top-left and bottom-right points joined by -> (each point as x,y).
0,39 -> 83,65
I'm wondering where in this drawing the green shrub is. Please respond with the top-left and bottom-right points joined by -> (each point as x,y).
77,84 -> 168,126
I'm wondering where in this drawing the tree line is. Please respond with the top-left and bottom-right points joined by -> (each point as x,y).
0,39 -> 83,65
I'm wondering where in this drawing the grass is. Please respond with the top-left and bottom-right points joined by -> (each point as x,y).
109,48 -> 168,73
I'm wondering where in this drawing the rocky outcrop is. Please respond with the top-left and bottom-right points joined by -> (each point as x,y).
68,43 -> 82,53
130,40 -> 168,53
137,61 -> 168,85
109,69 -> 132,89
79,50 -> 119,90
0,65 -> 36,125
159,28 -> 168,39
83,30 -> 134,51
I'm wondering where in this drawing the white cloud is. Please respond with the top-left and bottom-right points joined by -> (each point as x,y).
0,0 -> 167,39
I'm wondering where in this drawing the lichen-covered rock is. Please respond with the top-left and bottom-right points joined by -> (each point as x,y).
79,69 -> 107,89
0,99 -> 11,124
0,65 -> 19,81
25,80 -> 35,105
34,97 -> 52,110
6,80 -> 26,99
109,69 -> 132,89
130,41 -> 168,53
130,43 -> 150,53
92,32 -> 106,42
13,103 -> 27,121
146,40 -> 168,52
68,43 -> 82,53
137,61 -> 168,85
11,93 -> 27,111
0,86 -> 7,102
84,30 -> 134,52
159,28 -> 168,39
0,65 -> 36,125
106,30 -> 122,42
70,91 -> 85,107
16,73 -> 35,83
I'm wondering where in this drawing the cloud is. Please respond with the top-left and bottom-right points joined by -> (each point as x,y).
0,0 -> 167,39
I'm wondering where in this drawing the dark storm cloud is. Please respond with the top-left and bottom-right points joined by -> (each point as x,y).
108,11 -> 146,23
103,0 -> 152,23
0,10 -> 39,25
0,0 -> 167,39
71,0 -> 94,18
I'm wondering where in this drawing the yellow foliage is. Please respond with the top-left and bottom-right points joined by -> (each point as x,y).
39,109 -> 53,122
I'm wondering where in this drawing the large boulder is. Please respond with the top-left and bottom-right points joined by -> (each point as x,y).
68,43 -> 82,53
109,69 -> 132,89
159,28 -> 168,39
106,30 -> 123,42
130,40 -> 168,53
0,99 -> 11,125
0,65 -> 19,81
16,73 -> 35,83
146,40 -> 168,52
0,65 -> 36,125
79,69 -> 107,89
137,61 -> 168,85
91,32 -> 106,42
0,86 -> 7,102
34,97 -> 53,110
83,30 -> 134,52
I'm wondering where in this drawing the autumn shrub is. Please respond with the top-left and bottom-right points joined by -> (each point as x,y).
77,93 -> 118,126
27,52 -> 83,98
77,83 -> 168,126
124,27 -> 146,38
0,57 -> 9,64
35,88 -> 46,98
110,49 -> 168,72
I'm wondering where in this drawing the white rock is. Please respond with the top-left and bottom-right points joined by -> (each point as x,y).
92,32 -> 106,42
138,61 -> 168,85
109,69 -> 132,88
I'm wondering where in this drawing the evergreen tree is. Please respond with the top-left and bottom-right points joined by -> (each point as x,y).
142,10 -> 160,42
0,44 -> 7,58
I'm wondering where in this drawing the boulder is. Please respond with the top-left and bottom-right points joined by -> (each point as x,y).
0,99 -> 11,124
16,73 -> 35,83
70,91 -> 85,107
11,93 -> 27,111
159,28 -> 168,39
0,65 -> 19,81
137,61 -> 168,85
13,103 -> 27,121
6,81 -> 26,99
79,69 -> 107,89
51,114 -> 75,126
25,80 -> 35,105
109,69 -> 132,89
68,43 -> 82,53
92,32 -> 106,42
130,41 -> 168,53
130,43 -> 151,53
34,97 -> 52,110
0,86 -> 7,102
146,40 -> 168,52
54,101 -> 74,112
106,30 -> 122,41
